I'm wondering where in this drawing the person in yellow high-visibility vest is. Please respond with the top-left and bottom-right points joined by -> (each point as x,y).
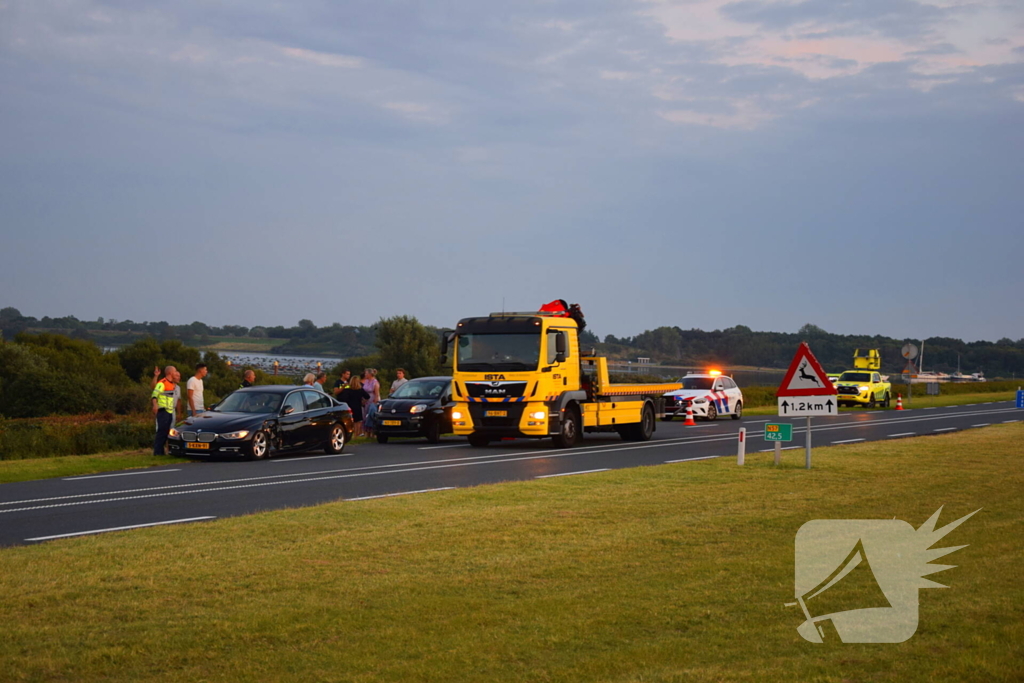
152,366 -> 181,455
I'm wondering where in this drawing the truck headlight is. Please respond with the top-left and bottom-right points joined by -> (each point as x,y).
410,404 -> 427,414
451,410 -> 463,420
221,430 -> 250,440
530,411 -> 546,420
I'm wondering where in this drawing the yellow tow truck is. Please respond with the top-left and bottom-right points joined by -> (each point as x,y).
444,305 -> 682,448
834,349 -> 893,408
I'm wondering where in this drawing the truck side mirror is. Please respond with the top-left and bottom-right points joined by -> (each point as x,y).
554,331 -> 567,363
439,331 -> 452,364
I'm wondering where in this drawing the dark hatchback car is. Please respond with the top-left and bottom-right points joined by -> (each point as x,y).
168,385 -> 355,460
375,376 -> 453,444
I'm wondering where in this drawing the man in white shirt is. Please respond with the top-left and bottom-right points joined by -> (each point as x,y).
389,368 -> 409,396
187,363 -> 208,417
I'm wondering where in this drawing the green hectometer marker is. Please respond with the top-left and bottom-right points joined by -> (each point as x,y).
765,423 -> 793,442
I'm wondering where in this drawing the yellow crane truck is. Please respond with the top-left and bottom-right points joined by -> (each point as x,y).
443,306 -> 682,448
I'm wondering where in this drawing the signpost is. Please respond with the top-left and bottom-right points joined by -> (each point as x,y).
1017,389 -> 1023,410
777,342 -> 837,469
765,423 -> 793,466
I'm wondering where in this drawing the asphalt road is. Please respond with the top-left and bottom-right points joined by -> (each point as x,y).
1,401 -> 1019,547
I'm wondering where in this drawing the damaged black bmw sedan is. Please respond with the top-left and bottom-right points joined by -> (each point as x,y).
168,385 -> 354,460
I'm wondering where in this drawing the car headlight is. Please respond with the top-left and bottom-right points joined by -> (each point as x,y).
221,430 -> 250,440
168,427 -> 179,438
858,385 -> 870,393
530,411 -> 546,420
451,410 -> 463,420
409,404 -> 428,414
692,398 -> 707,404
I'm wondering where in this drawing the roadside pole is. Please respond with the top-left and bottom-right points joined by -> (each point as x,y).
774,441 -> 781,466
737,428 -> 746,466
805,417 -> 812,469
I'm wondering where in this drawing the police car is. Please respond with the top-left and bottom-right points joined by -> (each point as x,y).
663,371 -> 743,421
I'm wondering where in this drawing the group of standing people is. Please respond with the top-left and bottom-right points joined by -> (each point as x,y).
152,362 -> 413,454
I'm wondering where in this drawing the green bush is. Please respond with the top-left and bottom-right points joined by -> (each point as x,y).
0,415 -> 153,461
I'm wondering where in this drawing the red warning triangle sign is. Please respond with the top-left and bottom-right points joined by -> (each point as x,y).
777,342 -> 837,396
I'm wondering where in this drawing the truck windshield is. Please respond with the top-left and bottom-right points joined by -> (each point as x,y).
839,372 -> 871,382
456,333 -> 539,372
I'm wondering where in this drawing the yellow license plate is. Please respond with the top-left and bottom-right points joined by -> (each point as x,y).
485,410 -> 507,417
187,442 -> 210,450
382,420 -> 402,426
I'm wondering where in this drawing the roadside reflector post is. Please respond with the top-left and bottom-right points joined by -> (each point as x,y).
805,417 -> 812,469
737,428 -> 746,466
774,441 -> 782,466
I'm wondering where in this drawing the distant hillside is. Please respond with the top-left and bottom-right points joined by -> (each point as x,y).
2,307 -> 1022,377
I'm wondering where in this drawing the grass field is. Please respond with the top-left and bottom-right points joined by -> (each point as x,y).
0,424 -> 1020,682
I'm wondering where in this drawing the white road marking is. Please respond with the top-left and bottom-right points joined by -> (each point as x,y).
418,443 -> 471,450
25,516 -> 215,542
972,424 -> 990,427
933,427 -> 957,432
64,469 -> 181,481
537,469 -> 610,478
270,453 -> 351,462
888,432 -> 916,438
831,438 -> 866,444
665,456 -> 722,462
1004,420 -> 1020,424
346,487 -> 455,501
923,407 -> 937,410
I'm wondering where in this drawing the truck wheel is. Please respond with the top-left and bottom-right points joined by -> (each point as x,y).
621,403 -> 655,442
553,406 -> 581,448
705,403 -> 717,421
883,392 -> 891,408
731,402 -> 742,420
468,433 -> 490,448
868,394 -> 877,409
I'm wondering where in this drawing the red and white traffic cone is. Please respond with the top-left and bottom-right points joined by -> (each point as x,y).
684,405 -> 697,426
896,393 -> 903,411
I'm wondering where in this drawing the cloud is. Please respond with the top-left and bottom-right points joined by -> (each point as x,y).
279,46 -> 362,69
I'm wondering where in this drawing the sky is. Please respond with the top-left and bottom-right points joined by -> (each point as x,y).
1,0 -> 1022,343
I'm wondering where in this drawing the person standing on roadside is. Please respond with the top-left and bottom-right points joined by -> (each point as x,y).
332,369 -> 351,398
389,368 -> 409,396
338,377 -> 369,438
151,365 -> 182,418
314,371 -> 327,393
187,363 -> 208,417
302,373 -> 316,387
240,369 -> 256,388
152,365 -> 181,455
362,368 -> 381,438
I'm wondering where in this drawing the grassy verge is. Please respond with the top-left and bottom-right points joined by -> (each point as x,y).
0,449 -> 190,484
744,390 -> 1017,415
1,425 -> 1020,682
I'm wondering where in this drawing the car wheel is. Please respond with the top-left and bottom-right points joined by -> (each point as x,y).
883,392 -> 891,408
376,433 -> 389,444
705,403 -> 717,421
553,405 -> 581,448
325,424 -> 347,454
731,402 -> 742,420
425,419 -> 441,444
246,430 -> 271,461
868,394 -> 876,409
468,433 -> 489,448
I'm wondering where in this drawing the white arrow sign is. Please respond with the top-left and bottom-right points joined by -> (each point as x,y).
778,396 -> 837,417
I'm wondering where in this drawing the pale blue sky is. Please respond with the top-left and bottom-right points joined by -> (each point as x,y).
1,0 -> 1022,341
